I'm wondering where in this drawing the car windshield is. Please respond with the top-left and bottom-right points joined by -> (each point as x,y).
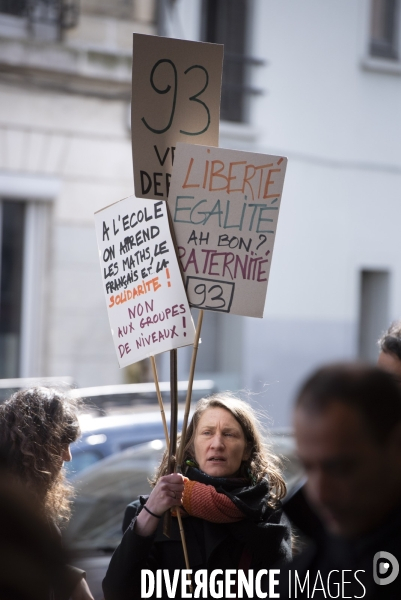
66,411 -> 185,478
66,434 -> 302,552
66,440 -> 165,551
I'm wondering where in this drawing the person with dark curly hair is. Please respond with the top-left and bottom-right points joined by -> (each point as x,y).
378,320 -> 401,386
0,387 -> 94,600
103,393 -> 292,600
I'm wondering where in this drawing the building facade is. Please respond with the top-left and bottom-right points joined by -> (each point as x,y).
0,0 -> 156,385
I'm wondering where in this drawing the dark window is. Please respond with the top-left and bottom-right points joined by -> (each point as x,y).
370,0 -> 399,59
358,270 -> 390,362
0,0 -> 79,30
0,201 -> 25,378
0,0 -> 27,16
202,0 -> 263,123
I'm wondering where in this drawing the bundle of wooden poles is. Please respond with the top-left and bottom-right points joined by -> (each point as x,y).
150,309 -> 204,581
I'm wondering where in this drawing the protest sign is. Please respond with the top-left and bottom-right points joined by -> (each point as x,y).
167,143 -> 288,318
131,34 -> 223,200
95,196 -> 195,368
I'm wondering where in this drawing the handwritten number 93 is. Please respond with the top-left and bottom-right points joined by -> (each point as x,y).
193,283 -> 226,309
141,59 -> 210,136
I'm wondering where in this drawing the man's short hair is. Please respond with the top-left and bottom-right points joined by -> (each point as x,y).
378,320 -> 401,360
296,363 -> 401,442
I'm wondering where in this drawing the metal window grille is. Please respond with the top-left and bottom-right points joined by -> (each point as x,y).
203,0 -> 264,123
358,270 -> 390,362
370,0 -> 399,59
0,0 -> 27,16
0,0 -> 79,30
0,200 -> 25,378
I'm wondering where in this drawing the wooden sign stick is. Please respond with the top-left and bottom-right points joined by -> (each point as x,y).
150,356 -> 169,449
150,353 -> 191,578
177,511 -> 192,591
176,309 -> 204,470
175,311 -> 205,593
168,347 -> 193,585
163,348 -> 178,538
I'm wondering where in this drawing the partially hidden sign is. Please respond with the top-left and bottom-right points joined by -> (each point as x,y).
131,34 -> 223,200
168,143 -> 288,318
95,196 -> 196,367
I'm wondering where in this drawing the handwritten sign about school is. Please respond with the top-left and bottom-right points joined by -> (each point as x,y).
168,144 -> 288,318
131,34 -> 223,200
95,196 -> 195,368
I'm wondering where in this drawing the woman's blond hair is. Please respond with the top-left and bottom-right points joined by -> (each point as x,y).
0,387 -> 81,525
151,392 -> 286,507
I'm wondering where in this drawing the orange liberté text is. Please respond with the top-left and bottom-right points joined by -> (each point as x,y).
181,154 -> 285,202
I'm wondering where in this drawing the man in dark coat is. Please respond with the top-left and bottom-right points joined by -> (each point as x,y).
279,363 -> 401,599
284,320 -> 401,541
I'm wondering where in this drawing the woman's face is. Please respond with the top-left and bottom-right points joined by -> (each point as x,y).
193,407 -> 250,478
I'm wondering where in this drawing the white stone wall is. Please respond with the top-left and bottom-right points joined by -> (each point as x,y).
0,2 -> 156,386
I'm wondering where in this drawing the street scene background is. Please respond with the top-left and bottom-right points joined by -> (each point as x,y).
0,0 -> 400,426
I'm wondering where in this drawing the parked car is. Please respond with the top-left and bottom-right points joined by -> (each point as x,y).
66,432 -> 302,600
0,376 -> 74,402
68,379 -> 216,476
70,379 -> 216,413
68,410 -> 185,475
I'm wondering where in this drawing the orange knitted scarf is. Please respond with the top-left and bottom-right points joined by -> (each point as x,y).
171,466 -> 271,524
180,478 -> 245,523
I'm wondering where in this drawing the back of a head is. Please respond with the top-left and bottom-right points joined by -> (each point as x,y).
0,387 -> 81,521
296,363 -> 401,442
378,320 -> 401,360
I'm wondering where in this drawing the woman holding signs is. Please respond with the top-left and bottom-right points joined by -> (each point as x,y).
103,393 -> 291,599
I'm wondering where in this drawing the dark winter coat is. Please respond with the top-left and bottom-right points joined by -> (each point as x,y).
0,469 -> 85,600
103,471 -> 292,600
278,502 -> 401,600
